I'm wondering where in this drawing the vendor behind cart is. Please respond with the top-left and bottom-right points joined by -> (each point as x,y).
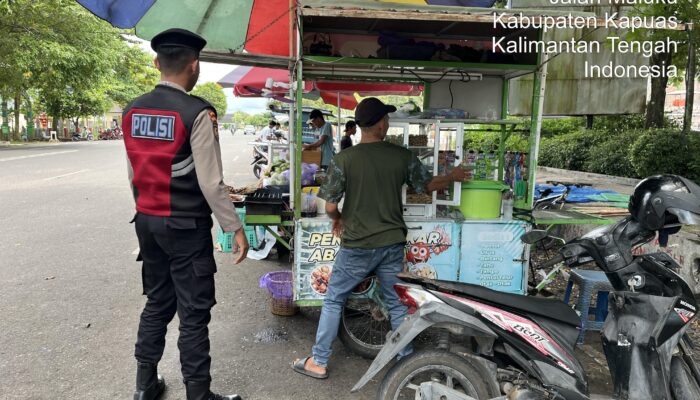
256,120 -> 277,142
292,97 -> 471,380
302,109 -> 335,168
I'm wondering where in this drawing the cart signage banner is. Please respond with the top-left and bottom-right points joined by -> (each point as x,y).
405,221 -> 460,281
294,219 -> 340,302
459,221 -> 528,294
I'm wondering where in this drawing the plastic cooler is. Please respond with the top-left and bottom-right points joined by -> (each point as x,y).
216,208 -> 258,252
456,180 -> 508,219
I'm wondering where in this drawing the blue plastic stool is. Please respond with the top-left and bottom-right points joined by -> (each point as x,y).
563,269 -> 613,345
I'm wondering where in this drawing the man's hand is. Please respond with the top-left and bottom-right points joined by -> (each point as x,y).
448,166 -> 473,182
425,166 -> 473,192
233,228 -> 250,264
302,144 -> 310,150
331,218 -> 344,238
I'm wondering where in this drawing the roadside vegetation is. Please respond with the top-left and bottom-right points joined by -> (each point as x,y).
538,116 -> 700,182
0,0 -> 160,140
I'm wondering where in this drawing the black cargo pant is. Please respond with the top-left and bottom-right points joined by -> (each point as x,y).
133,213 -> 217,383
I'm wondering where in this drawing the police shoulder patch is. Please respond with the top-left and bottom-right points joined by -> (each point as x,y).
209,111 -> 219,140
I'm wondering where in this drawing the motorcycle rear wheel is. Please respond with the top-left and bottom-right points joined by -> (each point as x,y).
378,350 -> 495,400
670,355 -> 700,400
339,297 -> 390,359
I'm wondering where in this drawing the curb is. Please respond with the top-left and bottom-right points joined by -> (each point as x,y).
537,166 -> 640,187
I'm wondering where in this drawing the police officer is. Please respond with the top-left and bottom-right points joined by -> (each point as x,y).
123,28 -> 249,400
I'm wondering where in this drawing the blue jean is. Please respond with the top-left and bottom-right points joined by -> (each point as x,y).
312,243 -> 412,367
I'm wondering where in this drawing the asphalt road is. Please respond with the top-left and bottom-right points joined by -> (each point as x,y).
0,133 -> 379,400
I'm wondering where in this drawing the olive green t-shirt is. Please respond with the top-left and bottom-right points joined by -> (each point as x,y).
318,141 -> 432,249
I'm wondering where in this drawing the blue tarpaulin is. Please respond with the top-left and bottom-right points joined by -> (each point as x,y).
535,185 -> 623,203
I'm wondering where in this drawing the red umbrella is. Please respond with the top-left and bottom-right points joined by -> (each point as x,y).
320,92 -> 358,110
218,66 -> 422,110
315,82 -> 422,97
219,66 -> 311,97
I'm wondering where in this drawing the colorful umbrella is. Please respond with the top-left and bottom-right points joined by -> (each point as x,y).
76,0 -> 293,56
218,66 -> 422,110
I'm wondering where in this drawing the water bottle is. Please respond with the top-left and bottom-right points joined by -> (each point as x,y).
502,191 -> 514,220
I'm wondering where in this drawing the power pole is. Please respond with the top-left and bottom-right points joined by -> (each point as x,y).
684,30 -> 696,133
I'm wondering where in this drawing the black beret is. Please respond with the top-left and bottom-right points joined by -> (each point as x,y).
151,28 -> 206,53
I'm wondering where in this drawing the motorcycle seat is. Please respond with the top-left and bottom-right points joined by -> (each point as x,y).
398,273 -> 580,327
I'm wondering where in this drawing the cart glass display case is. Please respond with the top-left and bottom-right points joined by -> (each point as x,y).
390,119 -> 464,217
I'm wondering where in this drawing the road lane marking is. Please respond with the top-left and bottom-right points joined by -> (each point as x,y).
41,169 -> 90,181
0,150 -> 78,162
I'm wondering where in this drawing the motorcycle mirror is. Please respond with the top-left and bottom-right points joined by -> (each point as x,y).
549,235 -> 566,245
521,230 -> 549,244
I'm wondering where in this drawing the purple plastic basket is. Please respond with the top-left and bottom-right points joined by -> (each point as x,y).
259,271 -> 293,299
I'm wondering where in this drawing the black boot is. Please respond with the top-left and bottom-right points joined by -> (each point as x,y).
185,381 -> 242,400
133,362 -> 166,400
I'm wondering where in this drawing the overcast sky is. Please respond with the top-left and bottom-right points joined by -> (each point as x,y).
199,62 -> 269,115
136,37 -> 269,115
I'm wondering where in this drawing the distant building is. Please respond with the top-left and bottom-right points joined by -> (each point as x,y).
666,81 -> 700,130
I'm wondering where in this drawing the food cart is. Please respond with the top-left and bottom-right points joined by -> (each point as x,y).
75,0 -> 620,353
281,1 -> 629,354
293,1 -> 537,301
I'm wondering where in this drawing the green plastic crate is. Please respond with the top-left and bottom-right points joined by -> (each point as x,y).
216,208 -> 258,252
216,226 -> 257,252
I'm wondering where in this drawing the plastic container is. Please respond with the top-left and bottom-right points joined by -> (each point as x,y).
259,271 -> 297,316
216,226 -> 258,253
456,180 -> 508,219
215,208 -> 258,252
301,187 -> 319,218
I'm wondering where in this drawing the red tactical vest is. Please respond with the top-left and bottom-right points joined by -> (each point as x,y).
123,85 -> 214,217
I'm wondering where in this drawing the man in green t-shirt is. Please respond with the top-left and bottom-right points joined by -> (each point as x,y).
292,98 -> 470,379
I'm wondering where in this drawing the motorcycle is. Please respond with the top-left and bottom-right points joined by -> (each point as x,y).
99,128 -> 121,140
71,130 -> 93,141
251,132 -> 288,179
353,174 -> 700,400
251,143 -> 269,179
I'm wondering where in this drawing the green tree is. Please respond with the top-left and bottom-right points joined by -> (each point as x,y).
631,3 -> 700,129
107,41 -> 159,107
231,111 -> 250,129
0,0 -> 158,138
245,112 -> 273,127
191,82 -> 228,116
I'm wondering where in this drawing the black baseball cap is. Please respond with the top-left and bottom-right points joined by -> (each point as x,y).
151,28 -> 207,53
354,98 -> 396,128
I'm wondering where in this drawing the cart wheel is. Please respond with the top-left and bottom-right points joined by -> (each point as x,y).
339,297 -> 391,359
